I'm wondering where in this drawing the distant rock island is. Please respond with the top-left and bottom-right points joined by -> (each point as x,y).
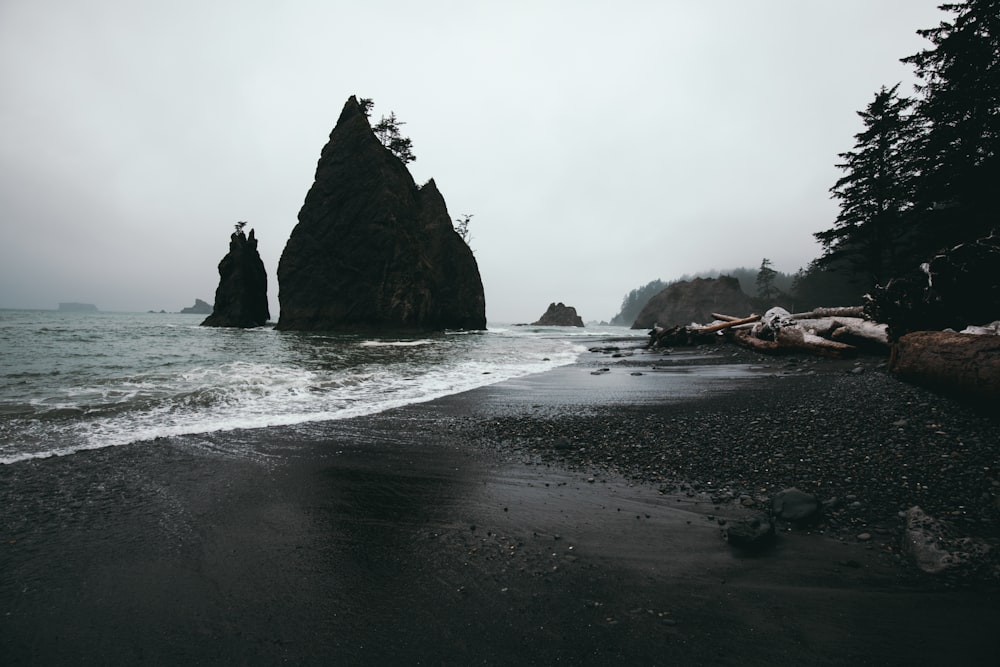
180,298 -> 212,315
533,302 -> 585,327
631,276 -> 752,329
275,96 -> 486,332
201,224 -> 270,328
58,302 -> 98,312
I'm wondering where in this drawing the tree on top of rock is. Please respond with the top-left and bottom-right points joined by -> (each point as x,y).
372,111 -> 415,164
357,96 -> 417,164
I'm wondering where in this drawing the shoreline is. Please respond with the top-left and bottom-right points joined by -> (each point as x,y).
2,341 -> 999,664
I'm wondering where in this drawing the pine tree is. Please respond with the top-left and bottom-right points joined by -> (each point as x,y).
372,111 -> 416,164
902,0 -> 1000,247
755,258 -> 779,302
817,85 -> 919,288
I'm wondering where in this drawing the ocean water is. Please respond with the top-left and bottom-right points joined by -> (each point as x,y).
0,310 -> 640,464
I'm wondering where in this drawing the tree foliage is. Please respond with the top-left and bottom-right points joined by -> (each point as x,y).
357,96 -> 417,164
814,0 -> 1000,300
755,258 -> 779,302
817,84 -> 919,289
372,110 -> 416,164
902,0 -> 1000,240
358,97 -> 375,117
454,213 -> 474,245
610,279 -> 666,326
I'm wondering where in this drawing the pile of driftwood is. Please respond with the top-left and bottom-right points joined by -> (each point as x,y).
648,306 -> 1000,400
648,306 -> 887,359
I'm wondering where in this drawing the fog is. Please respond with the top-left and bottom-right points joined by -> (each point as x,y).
0,1 -> 944,322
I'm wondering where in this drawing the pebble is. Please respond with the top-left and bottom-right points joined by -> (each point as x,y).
445,345 -> 1000,570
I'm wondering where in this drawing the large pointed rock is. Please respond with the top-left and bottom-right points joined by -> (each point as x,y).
201,228 -> 270,328
276,96 -> 486,332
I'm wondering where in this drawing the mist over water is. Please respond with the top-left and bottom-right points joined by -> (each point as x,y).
0,310 -> 640,464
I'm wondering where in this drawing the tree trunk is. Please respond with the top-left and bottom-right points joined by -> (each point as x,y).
889,331 -> 1000,399
790,306 -> 865,319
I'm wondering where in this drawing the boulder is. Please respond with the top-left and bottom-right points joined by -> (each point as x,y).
275,96 -> 486,332
770,488 -> 821,524
532,302 -> 584,327
903,506 -> 992,575
631,276 -> 752,329
201,228 -> 270,328
180,298 -> 212,315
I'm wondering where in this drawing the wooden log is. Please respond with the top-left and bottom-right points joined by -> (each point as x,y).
692,314 -> 761,334
731,329 -> 781,353
794,317 -> 840,338
889,331 -> 1000,399
790,306 -> 865,319
775,327 -> 858,359
711,313 -> 743,322
829,319 -> 889,350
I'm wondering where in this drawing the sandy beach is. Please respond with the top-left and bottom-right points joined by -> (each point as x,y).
2,342 -> 998,665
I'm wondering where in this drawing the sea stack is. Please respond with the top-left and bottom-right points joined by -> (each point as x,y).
532,302 -> 585,327
275,96 -> 486,332
201,225 -> 270,328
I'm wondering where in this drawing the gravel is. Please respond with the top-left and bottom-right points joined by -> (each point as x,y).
449,343 -> 1000,580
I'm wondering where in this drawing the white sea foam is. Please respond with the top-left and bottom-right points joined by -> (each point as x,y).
1,313 -> 619,464
358,339 -> 434,347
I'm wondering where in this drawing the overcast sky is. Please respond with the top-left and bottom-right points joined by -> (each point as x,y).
0,0 -> 946,323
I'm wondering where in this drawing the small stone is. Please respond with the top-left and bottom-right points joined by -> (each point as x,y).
857,533 -> 872,542
725,513 -> 775,550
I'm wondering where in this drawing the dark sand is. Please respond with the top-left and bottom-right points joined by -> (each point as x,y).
2,344 -> 998,665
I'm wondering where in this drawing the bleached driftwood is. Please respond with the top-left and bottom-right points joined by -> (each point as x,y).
691,314 -> 761,334
650,305 -> 886,359
790,306 -> 865,320
795,317 -> 889,350
775,327 -> 857,359
828,319 -> 889,349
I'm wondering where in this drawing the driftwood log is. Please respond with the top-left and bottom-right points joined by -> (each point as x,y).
650,306 -> 883,359
774,327 -> 857,359
794,317 -> 889,350
730,329 -> 781,353
790,306 -> 865,319
691,314 -> 761,334
889,331 -> 1000,399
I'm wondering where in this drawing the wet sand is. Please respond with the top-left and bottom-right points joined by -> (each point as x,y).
2,345 -> 998,665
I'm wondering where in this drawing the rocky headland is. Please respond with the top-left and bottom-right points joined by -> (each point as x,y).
276,96 -> 485,332
632,276 -> 753,329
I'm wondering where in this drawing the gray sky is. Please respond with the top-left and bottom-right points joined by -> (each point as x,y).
0,0 -> 945,323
